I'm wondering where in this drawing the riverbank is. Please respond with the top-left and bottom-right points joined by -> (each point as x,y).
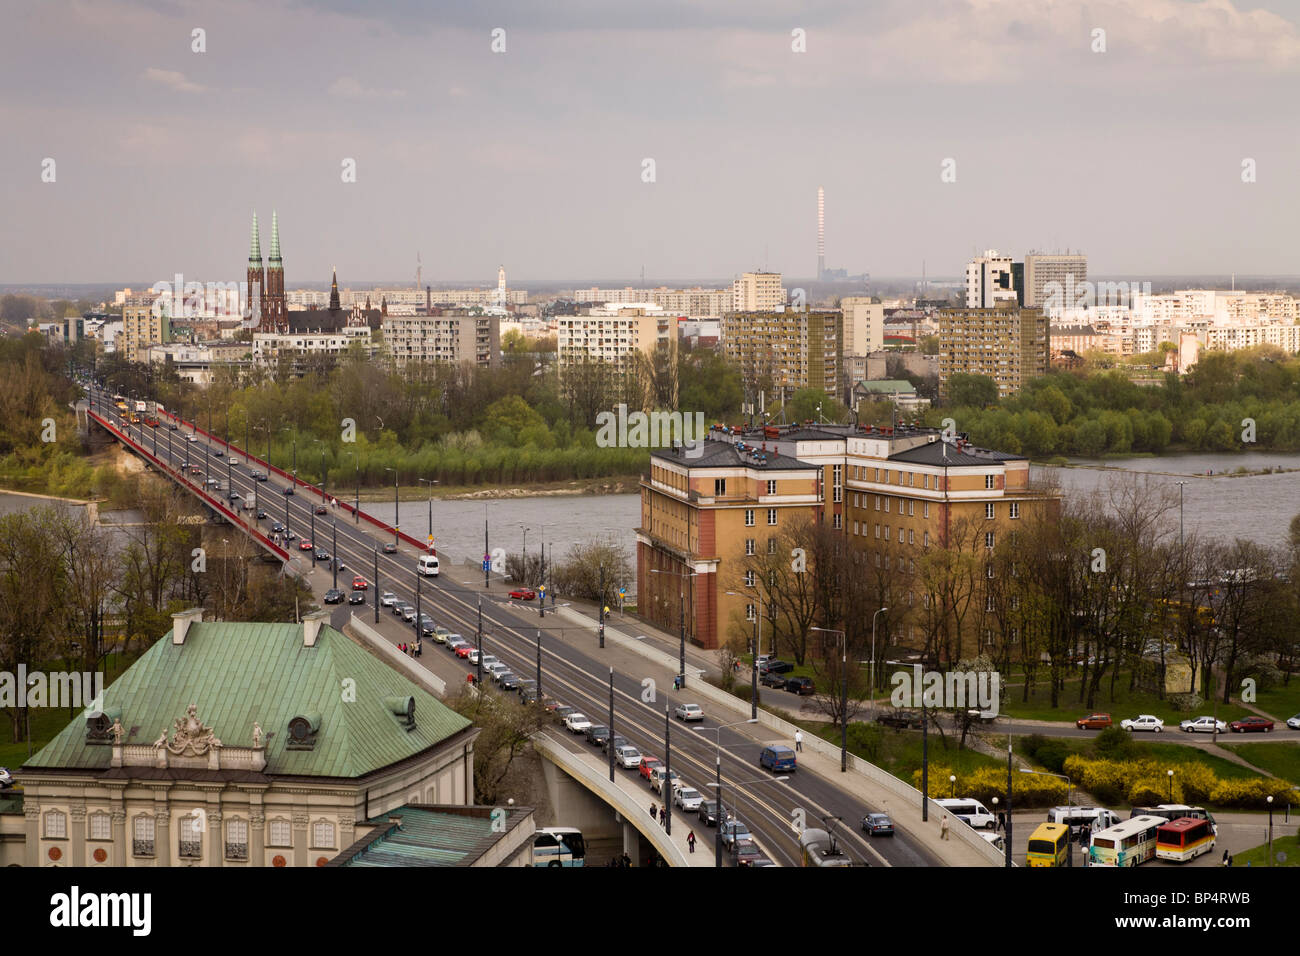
348,474 -> 642,503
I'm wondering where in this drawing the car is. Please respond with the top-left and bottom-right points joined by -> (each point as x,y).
755,654 -> 773,670
270,521 -> 285,533
720,820 -> 751,849
455,643 -> 475,659
674,702 -> 704,722
515,678 -> 537,697
323,588 -> 344,604
299,540 -> 314,551
876,710 -> 924,730
390,600 -> 408,616
282,485 -> 294,495
228,491 -> 240,502
1288,714 -> 1300,730
520,687 -> 541,706
564,712 -> 592,734
168,423 -> 178,430
204,477 -> 219,487
383,542 -> 398,554
497,672 -> 520,691
445,633 -> 465,649
432,626 -> 451,644
212,448 -> 224,457
638,756 -> 664,782
479,654 -> 500,672
1230,716 -> 1275,733
401,605 -> 418,623
732,839 -> 765,867
673,784 -> 704,811
1120,714 -> 1165,733
785,676 -> 816,695
348,591 -> 365,605
467,648 -> 484,666
1076,713 -> 1112,730
256,509 -> 268,520
187,434 -> 198,442
759,659 -> 794,676
542,698 -> 563,713
311,504 -> 325,515
603,734 -> 629,754
760,670 -> 788,689
862,812 -> 894,836
649,767 -> 680,794
189,465 -> 203,475
229,457 -> 239,466
1180,716 -> 1227,734
614,744 -> 642,769
418,617 -> 436,638
314,549 -> 329,561
759,744 -> 797,772
509,588 -> 536,600
379,591 -> 397,607
585,724 -> 611,747
351,576 -> 367,590
251,470 -> 267,481
698,800 -> 730,827
284,530 -> 297,541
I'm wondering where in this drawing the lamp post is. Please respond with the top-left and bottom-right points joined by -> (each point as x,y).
1175,480 -> 1188,548
810,625 -> 849,772
726,589 -> 764,720
651,568 -> 695,689
522,527 -> 530,582
694,718 -> 759,867
418,478 -> 438,546
1267,795 -> 1274,867
949,774 -> 957,798
384,468 -> 399,548
1168,768 -> 1175,802
351,448 -> 359,524
312,439 -> 326,500
871,607 -> 888,713
331,518 -> 338,590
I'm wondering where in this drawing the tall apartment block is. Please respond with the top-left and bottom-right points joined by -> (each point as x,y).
938,306 -> 1049,399
121,291 -> 169,363
1023,253 -> 1088,309
964,250 -> 1020,308
382,311 -> 500,367
839,297 -> 885,357
731,272 -> 785,312
721,309 -> 842,402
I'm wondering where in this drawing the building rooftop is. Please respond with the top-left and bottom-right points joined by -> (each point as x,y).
889,440 -> 1025,466
649,437 -> 813,471
332,805 -> 531,867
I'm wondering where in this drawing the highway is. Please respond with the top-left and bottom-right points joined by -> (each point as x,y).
89,385 -> 943,867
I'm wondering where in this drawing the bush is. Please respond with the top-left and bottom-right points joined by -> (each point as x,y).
918,765 -> 1067,808
1209,777 -> 1298,809
1093,727 -> 1139,760
1167,692 -> 1204,713
846,722 -> 884,763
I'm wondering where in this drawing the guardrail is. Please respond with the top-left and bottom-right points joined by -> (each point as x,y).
348,613 -> 446,696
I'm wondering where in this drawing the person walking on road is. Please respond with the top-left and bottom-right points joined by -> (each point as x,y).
687,831 -> 696,853
649,801 -> 656,820
940,814 -> 950,840
659,807 -> 666,827
794,730 -> 803,752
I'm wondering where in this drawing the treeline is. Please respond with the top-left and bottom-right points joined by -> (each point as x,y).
938,347 -> 1300,457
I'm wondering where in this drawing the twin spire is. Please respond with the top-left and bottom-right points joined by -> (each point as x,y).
249,210 -> 282,267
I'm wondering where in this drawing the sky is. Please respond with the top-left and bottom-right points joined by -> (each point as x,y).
2,0 -> 1299,285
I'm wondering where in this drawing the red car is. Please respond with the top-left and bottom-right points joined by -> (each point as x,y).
299,540 -> 313,551
314,505 -> 327,515
1229,716 -> 1275,733
509,588 -> 536,601
638,756 -> 663,782
351,576 -> 368,590
454,644 -> 474,659
1076,713 -> 1112,730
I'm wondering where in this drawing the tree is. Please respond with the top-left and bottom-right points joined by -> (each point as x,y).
945,373 -> 998,409
444,687 -> 548,804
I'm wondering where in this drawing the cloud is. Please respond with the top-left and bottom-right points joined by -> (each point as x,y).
327,76 -> 406,99
142,68 -> 206,93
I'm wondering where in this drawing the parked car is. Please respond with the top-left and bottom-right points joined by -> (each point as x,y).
508,588 -> 536,600
1288,713 -> 1300,730
1120,714 -> 1165,733
673,783 -> 704,811
603,734 -> 629,754
720,820 -> 751,849
401,605 -> 418,623
877,710 -> 924,729
298,540 -> 314,551
1180,716 -> 1227,734
314,548 -> 329,561
614,744 -> 642,769
431,626 -> 451,644
698,800 -> 730,827
0,768 -> 13,789
323,588 -> 343,604
564,712 -> 592,734
760,670 -> 788,689
347,591 -> 365,605
520,687 -> 541,706
515,679 -> 536,697
1076,713 -> 1112,730
282,485 -> 294,495
862,812 -> 894,836
935,798 -> 997,830
1230,716 -> 1275,733
585,724 -> 611,747
649,767 -> 680,795
759,659 -> 794,676
379,591 -> 397,607
785,676 -> 816,695
454,643 -> 475,659
674,703 -> 704,722
732,839 -> 765,866
638,756 -> 664,782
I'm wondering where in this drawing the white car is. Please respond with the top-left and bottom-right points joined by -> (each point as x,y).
479,655 -> 500,672
467,649 -> 482,665
564,712 -> 592,734
1286,713 -> 1300,730
673,784 -> 704,811
1121,714 -> 1165,733
1179,716 -> 1227,734
484,662 -> 507,681
229,457 -> 239,466
379,591 -> 398,607
614,745 -> 642,769
674,703 -> 704,722
650,767 -> 681,794
187,435 -> 198,442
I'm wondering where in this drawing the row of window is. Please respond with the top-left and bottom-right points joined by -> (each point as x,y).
743,508 -> 780,527
42,810 -> 336,860
850,493 -> 1021,521
743,538 -> 781,556
716,479 -> 782,498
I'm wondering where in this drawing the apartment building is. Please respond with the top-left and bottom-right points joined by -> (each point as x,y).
721,309 -> 842,402
839,297 -> 885,356
253,326 -> 377,375
145,342 -> 251,387
965,251 -> 1019,309
570,287 -> 733,317
383,311 -> 500,368
120,292 -> 169,363
938,306 -> 1049,399
1023,253 -> 1088,309
732,272 -> 786,312
556,306 -> 676,373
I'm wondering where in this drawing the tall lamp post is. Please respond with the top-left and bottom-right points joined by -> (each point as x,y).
726,589 -> 765,720
418,478 -> 438,547
312,439 -> 326,500
384,468 -> 399,547
870,607 -> 888,713
651,567 -> 696,689
694,718 -> 758,867
810,625 -> 849,772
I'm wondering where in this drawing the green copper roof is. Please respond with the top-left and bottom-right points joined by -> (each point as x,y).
25,621 -> 471,779
249,212 -> 262,264
339,806 -> 526,866
269,209 -> 281,262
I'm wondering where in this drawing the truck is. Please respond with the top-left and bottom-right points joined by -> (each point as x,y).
242,492 -> 256,512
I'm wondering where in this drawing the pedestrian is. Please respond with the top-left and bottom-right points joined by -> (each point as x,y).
622,852 -> 631,868
1222,850 -> 1231,867
687,831 -> 696,853
415,640 -> 422,657
659,807 -> 666,826
649,801 -> 656,819
940,814 -> 950,840
996,810 -> 1005,832
794,729 -> 803,752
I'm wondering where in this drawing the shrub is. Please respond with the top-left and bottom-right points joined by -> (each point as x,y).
1167,693 -> 1203,713
1093,727 -> 1139,760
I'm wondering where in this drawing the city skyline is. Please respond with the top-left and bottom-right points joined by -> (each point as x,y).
3,0 -> 1300,284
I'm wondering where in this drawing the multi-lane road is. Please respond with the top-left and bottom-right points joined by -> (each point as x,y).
88,386 -> 942,867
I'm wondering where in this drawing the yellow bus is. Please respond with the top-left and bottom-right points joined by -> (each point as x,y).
1026,822 -> 1071,867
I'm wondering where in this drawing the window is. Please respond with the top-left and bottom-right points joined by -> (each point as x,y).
854,521 -> 860,535
311,821 -> 336,849
745,539 -> 755,556
44,810 -> 67,839
1009,502 -> 1020,519
984,629 -> 994,646
744,570 -> 755,587
986,594 -> 996,611
923,502 -> 930,519
874,467 -> 880,481
923,531 -> 930,548
744,509 -> 754,527
985,531 -> 995,549
767,508 -> 777,526
923,474 -> 929,489
833,514 -> 842,530
853,493 -> 860,508
133,816 -> 155,857
875,496 -> 881,511
885,498 -> 891,513
987,563 -> 995,579
269,819 -> 292,847
884,526 -> 889,541
985,475 -> 996,490
179,814 -> 203,859
908,500 -> 915,516
898,527 -> 904,543
89,812 -> 111,841
714,479 -> 726,496
832,465 -> 842,503
226,819 -> 249,861
985,502 -> 995,520
874,523 -> 880,538
746,604 -> 756,622
908,529 -> 914,544
767,480 -> 777,495
767,538 -> 777,555
1010,594 -> 1020,610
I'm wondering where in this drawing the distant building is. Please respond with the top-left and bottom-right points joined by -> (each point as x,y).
254,325 -> 378,376
121,291 -> 169,363
145,342 -> 251,386
732,272 -> 786,312
839,297 -> 885,356
965,251 -> 1019,309
853,379 -> 930,414
383,310 -> 500,368
721,309 -> 842,402
938,306 -> 1049,399
1023,253 -> 1087,309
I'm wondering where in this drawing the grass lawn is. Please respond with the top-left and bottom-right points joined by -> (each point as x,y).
1233,833 -> 1299,867
1252,683 -> 1300,723
999,671 -> 1253,726
1220,743 -> 1300,785
0,702 -> 86,769
1014,734 -> 1262,783
801,718 -> 1003,784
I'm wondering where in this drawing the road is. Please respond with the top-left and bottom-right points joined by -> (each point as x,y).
89,386 -> 941,868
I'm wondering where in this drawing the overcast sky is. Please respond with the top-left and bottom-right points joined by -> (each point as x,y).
2,0 -> 1299,285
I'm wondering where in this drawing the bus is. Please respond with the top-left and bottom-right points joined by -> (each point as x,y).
1155,816 -> 1216,862
533,827 -> 585,867
1089,815 -> 1165,867
1131,805 -> 1217,832
1026,822 -> 1071,867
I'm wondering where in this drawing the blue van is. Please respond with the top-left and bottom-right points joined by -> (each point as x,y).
759,744 -> 797,773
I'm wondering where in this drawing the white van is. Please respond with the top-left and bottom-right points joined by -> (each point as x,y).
1047,806 -> 1120,838
242,493 -> 256,512
935,798 -> 997,830
417,554 -> 440,577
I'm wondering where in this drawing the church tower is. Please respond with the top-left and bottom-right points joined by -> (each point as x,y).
329,267 -> 341,311
247,212 -> 265,325
263,210 -> 287,329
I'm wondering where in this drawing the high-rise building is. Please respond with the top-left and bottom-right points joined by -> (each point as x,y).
817,186 -> 825,279
839,297 -> 885,357
121,291 -> 169,363
731,272 -> 785,312
964,250 -> 1019,308
1023,253 -> 1088,309
721,309 -> 842,402
383,310 -> 500,368
938,306 -> 1049,399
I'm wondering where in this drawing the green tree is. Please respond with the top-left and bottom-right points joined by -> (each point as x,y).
945,373 -> 998,409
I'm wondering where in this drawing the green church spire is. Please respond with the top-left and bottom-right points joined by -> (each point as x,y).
269,209 -> 282,263
248,212 -> 262,265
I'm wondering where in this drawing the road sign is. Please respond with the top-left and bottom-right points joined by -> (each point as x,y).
538,584 -> 547,595
618,587 -> 627,598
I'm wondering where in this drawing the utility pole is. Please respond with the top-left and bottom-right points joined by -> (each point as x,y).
536,629 -> 542,697
608,667 -> 615,783
539,542 -> 546,619
664,705 -> 672,837
598,565 -> 606,649
331,520 -> 338,590
484,511 -> 490,589
476,595 -> 484,685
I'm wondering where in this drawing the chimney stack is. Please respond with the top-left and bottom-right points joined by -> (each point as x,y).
302,608 -> 331,647
172,607 -> 204,645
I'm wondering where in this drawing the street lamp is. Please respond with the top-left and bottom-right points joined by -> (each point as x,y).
1175,480 -> 1188,548
312,439 -> 326,500
870,607 -> 889,712
1168,768 -> 1175,802
949,774 -> 957,798
522,526 -> 530,582
1267,795 -> 1274,867
418,478 -> 438,547
726,589 -> 764,720
810,625 -> 849,772
384,468 -> 399,547
694,718 -> 759,867
651,567 -> 696,689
